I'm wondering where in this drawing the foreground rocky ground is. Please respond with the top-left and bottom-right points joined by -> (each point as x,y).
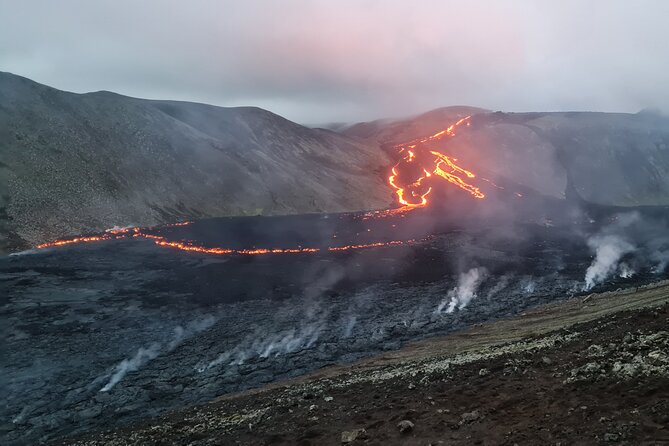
67,282 -> 669,445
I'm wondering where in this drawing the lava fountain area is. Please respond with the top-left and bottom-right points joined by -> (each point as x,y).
4,119 -> 669,445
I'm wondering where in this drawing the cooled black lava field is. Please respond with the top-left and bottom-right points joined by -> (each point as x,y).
2,202 -> 668,445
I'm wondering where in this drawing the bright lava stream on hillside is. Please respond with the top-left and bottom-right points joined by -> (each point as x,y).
388,115 -> 484,207
36,117 -> 487,255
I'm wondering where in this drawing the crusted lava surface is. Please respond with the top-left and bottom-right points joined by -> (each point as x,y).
67,283 -> 669,445
2,203 -> 669,445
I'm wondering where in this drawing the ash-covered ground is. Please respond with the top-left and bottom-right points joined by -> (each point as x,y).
2,202 -> 669,445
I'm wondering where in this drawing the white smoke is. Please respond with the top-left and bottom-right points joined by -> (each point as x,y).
99,316 -> 215,391
105,225 -> 135,232
651,250 -> 669,273
167,316 -> 215,351
402,304 -> 429,329
583,234 -> 635,291
204,323 -> 325,370
436,267 -> 488,314
8,249 -> 40,256
202,262 -> 368,372
204,308 -> 327,371
342,315 -> 357,338
302,266 -> 346,300
519,276 -> 537,294
618,262 -> 635,279
167,326 -> 186,351
486,274 -> 513,299
100,343 -> 161,392
259,323 -> 323,358
12,406 -> 30,424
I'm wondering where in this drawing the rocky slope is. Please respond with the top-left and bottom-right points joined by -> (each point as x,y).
346,107 -> 669,207
0,72 -> 392,252
66,283 -> 669,445
4,71 -> 669,253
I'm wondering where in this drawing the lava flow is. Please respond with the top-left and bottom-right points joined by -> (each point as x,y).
35,116 -> 486,256
35,224 -> 420,256
387,115 -> 485,208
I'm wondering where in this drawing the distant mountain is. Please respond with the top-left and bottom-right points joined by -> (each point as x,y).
3,72 -> 669,253
343,106 -> 489,142
345,107 -> 669,207
0,72 -> 392,252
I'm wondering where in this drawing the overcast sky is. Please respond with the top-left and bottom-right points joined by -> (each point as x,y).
1,0 -> 668,123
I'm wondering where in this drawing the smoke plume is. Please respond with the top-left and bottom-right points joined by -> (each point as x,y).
618,262 -> 635,279
99,316 -> 215,391
436,267 -> 488,314
342,315 -> 357,338
520,276 -> 537,294
583,234 -> 634,291
204,303 -> 328,371
100,343 -> 161,392
485,274 -> 513,299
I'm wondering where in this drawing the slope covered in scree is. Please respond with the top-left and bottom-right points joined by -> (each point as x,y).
0,72 -> 391,252
347,107 -> 669,207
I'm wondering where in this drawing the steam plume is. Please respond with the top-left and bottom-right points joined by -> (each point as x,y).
100,343 -> 160,392
486,274 -> 513,299
205,307 -> 328,370
436,267 -> 488,314
99,316 -> 215,391
651,250 -> 669,273
342,315 -> 357,338
519,276 -> 539,294
618,262 -> 635,279
583,235 -> 634,291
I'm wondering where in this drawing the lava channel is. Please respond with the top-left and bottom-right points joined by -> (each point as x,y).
386,115 -> 485,209
35,116 -> 487,256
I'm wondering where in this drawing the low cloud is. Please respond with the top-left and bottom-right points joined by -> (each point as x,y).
1,1 -> 668,122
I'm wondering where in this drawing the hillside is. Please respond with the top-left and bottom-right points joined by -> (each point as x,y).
346,107 -> 669,206
4,72 -> 669,253
67,283 -> 669,445
0,72 -> 391,252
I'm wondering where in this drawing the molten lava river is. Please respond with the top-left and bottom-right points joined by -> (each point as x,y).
36,116 -> 491,255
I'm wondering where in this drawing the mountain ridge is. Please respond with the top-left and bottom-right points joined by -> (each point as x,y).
3,72 -> 669,253
0,72 -> 392,252
344,107 -> 669,207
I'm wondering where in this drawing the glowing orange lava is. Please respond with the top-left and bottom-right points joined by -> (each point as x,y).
34,117 -> 489,257
36,225 -> 419,257
36,235 -> 113,249
387,115 -> 485,207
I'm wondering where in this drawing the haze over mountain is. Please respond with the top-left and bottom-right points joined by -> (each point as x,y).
4,3 -> 669,446
0,72 -> 391,252
4,1 -> 668,123
3,72 -> 669,253
347,107 -> 669,207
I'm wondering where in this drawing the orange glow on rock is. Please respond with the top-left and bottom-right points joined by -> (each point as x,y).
386,116 -> 485,207
34,116 -> 492,258
35,224 -> 422,257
